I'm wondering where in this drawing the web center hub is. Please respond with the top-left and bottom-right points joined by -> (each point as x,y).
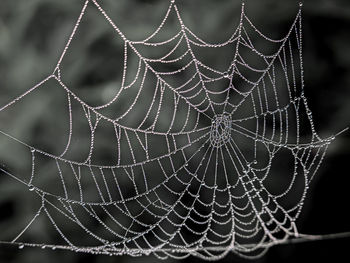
210,114 -> 232,148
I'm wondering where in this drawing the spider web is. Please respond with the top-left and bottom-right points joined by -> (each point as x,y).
0,0 -> 344,260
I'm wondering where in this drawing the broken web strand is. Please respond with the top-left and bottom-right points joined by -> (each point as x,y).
0,0 -> 349,260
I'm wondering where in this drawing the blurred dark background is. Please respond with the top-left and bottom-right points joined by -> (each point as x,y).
0,0 -> 349,262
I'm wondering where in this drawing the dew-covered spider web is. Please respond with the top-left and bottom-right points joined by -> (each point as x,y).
0,0 -> 348,260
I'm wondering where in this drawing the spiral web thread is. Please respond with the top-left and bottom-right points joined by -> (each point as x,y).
0,0 -> 347,260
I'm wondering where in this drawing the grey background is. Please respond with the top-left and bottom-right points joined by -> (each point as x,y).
0,0 -> 349,262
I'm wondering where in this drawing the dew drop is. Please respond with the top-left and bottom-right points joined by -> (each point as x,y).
18,244 -> 24,249
29,185 -> 35,191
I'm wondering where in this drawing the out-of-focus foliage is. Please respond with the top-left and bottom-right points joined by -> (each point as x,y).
0,0 -> 349,262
